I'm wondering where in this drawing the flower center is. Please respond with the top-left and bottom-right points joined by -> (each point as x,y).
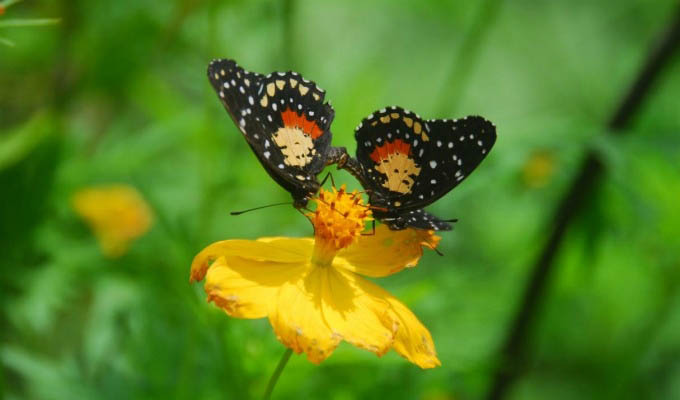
308,185 -> 371,266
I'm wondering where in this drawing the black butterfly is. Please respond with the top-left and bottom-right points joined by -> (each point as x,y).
347,106 -> 496,230
207,59 -> 342,208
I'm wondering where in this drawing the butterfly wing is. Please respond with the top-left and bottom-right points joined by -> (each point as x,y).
382,209 -> 454,231
355,106 -> 496,211
207,59 -> 335,203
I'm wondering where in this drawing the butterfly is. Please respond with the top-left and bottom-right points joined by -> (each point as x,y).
207,59 -> 342,208
347,106 -> 496,230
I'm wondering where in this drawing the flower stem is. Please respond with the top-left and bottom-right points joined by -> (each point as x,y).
263,348 -> 293,400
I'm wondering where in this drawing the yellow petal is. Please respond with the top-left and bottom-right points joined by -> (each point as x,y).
72,184 -> 153,258
268,273 -> 341,364
318,267 -> 398,357
204,256 -> 306,319
190,237 -> 313,282
335,225 -> 440,277
385,295 -> 441,369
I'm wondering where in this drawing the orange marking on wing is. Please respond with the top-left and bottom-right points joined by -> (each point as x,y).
369,139 -> 412,163
280,108 -> 323,139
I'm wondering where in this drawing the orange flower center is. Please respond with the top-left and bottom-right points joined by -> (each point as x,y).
308,185 -> 371,266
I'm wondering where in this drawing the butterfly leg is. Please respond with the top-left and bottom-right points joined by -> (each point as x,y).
361,220 -> 376,236
295,204 -> 314,223
318,171 -> 336,188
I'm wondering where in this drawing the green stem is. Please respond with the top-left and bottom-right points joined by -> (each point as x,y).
0,18 -> 60,28
263,348 -> 293,400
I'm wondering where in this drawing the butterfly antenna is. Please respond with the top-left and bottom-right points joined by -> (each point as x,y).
443,218 -> 459,223
230,202 -> 293,215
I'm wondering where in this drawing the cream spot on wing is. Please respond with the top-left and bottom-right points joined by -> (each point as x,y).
403,117 -> 413,127
312,93 -> 320,101
272,127 -> 315,167
374,153 -> 421,194
299,84 -> 309,96
390,113 -> 400,119
220,69 -> 225,76
266,83 -> 276,96
413,122 -> 422,134
244,78 -> 250,86
289,78 -> 298,88
380,115 -> 391,124
260,96 -> 268,107
276,80 -> 285,90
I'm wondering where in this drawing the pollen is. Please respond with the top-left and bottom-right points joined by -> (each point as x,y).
308,186 -> 371,263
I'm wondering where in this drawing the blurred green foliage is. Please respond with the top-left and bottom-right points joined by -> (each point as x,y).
1,1 -> 679,399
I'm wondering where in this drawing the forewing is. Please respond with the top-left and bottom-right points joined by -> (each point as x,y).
355,106 -> 495,211
207,59 -> 334,194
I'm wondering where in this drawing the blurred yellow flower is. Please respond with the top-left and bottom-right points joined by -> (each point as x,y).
191,186 -> 441,368
522,150 -> 556,188
72,184 -> 153,258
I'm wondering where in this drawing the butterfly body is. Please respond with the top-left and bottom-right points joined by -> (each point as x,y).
207,59 -> 336,207
347,106 -> 496,230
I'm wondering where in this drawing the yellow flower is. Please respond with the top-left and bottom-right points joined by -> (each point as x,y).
72,184 -> 153,258
191,186 -> 441,368
522,150 -> 555,188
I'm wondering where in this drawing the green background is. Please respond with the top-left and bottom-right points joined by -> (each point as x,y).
2,0 -> 680,399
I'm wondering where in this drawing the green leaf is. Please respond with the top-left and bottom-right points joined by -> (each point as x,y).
0,112 -> 54,171
0,36 -> 14,46
0,0 -> 24,8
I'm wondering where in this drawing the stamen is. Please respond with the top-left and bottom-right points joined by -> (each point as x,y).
307,185 -> 373,263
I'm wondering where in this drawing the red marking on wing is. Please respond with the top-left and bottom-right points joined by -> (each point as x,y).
369,139 -> 412,163
281,108 -> 323,139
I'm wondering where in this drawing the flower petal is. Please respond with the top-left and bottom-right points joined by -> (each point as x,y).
72,184 -> 153,258
330,269 -> 440,368
204,256 -> 307,319
268,273 -> 341,364
385,296 -> 441,369
335,225 -> 440,277
190,237 -> 313,282
318,267 -> 398,357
